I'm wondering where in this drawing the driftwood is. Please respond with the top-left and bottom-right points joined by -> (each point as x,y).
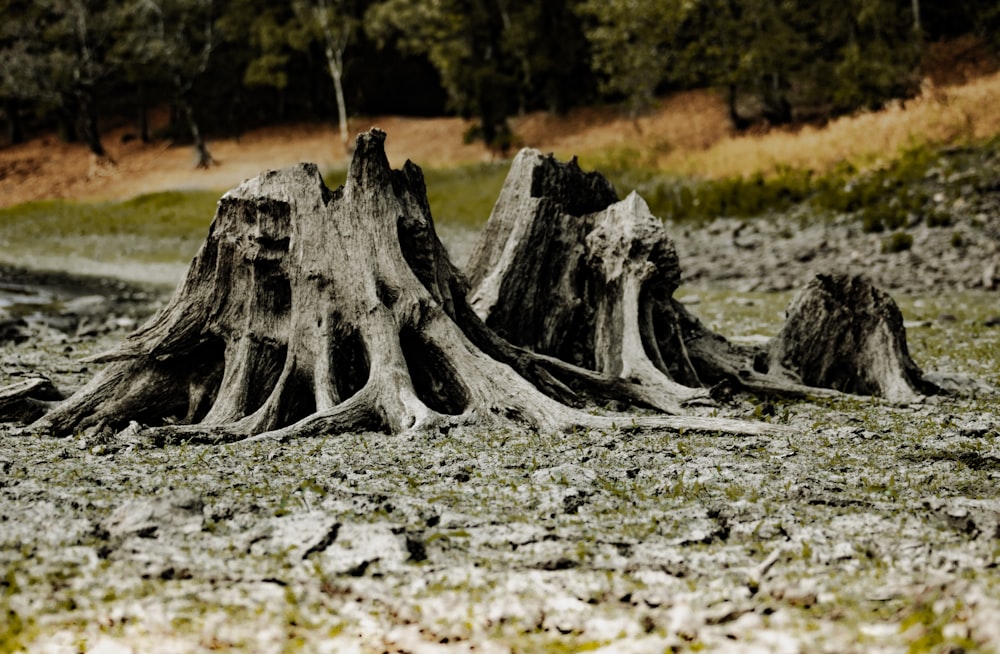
8,131 -> 938,442
0,377 -> 62,424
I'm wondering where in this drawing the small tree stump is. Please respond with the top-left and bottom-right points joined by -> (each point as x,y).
765,273 -> 937,402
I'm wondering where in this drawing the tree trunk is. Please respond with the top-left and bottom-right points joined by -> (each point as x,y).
3,99 -> 23,145
726,84 -> 751,131
26,130 -> 790,443
180,98 -> 215,169
325,47 -> 350,151
466,148 -> 935,404
58,94 -> 80,144
137,83 -> 150,143
77,86 -> 106,158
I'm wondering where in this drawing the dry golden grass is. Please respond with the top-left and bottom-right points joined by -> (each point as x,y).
597,70 -> 1000,180
513,89 -> 732,160
3,67 -> 1000,208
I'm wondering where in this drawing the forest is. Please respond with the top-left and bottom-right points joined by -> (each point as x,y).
1,0 -> 999,160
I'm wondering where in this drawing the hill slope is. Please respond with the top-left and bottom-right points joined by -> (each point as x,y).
2,71 -> 1000,209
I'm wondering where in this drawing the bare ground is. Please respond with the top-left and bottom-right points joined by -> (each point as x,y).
2,93 -> 1000,653
1,187 -> 999,652
2,282 -> 999,653
0,91 -> 733,208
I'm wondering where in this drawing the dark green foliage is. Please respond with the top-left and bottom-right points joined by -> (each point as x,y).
4,0 -> 998,148
365,0 -> 593,146
644,171 -> 813,222
881,231 -> 914,253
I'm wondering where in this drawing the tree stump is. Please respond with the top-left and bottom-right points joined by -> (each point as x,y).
466,150 -> 710,413
765,273 -> 938,403
466,148 -> 936,404
27,130 -> 789,443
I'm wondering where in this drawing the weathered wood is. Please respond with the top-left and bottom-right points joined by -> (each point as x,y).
12,135 -> 942,443
765,273 -> 938,403
467,150 -> 710,413
0,377 -> 63,424
28,130 -> 790,442
467,148 -> 935,404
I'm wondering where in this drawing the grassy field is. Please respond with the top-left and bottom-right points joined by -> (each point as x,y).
3,134 -> 995,275
325,162 -> 511,229
0,165 -> 512,272
575,70 -> 1000,180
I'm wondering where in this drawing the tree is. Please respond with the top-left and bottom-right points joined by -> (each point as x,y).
675,0 -> 922,127
495,0 -> 594,115
289,0 -> 361,151
818,0 -> 922,115
366,0 -> 520,149
234,3 -> 294,119
30,0 -> 118,157
574,0 -> 690,116
676,0 -> 811,126
114,0 -> 218,167
13,131 -> 937,443
0,1 -> 49,145
53,0 -> 114,156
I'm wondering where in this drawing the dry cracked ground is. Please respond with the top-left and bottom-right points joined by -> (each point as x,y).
2,208 -> 1000,652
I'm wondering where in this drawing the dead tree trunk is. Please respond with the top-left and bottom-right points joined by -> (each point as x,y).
466,148 -> 935,404
179,97 -> 215,169
29,130 -> 785,443
466,152 -> 711,413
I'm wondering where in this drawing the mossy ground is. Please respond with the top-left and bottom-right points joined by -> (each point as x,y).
0,164 -> 509,278
0,191 -> 219,266
4,137 -> 996,273
1,285 -> 998,653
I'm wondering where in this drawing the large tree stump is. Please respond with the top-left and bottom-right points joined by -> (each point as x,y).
27,130 -> 787,443
466,151 -> 710,413
466,148 -> 936,405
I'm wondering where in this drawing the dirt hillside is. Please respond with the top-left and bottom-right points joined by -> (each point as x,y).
0,91 -> 733,208
4,64 -> 1000,208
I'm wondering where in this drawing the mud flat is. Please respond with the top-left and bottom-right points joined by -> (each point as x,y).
2,246 -> 999,652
